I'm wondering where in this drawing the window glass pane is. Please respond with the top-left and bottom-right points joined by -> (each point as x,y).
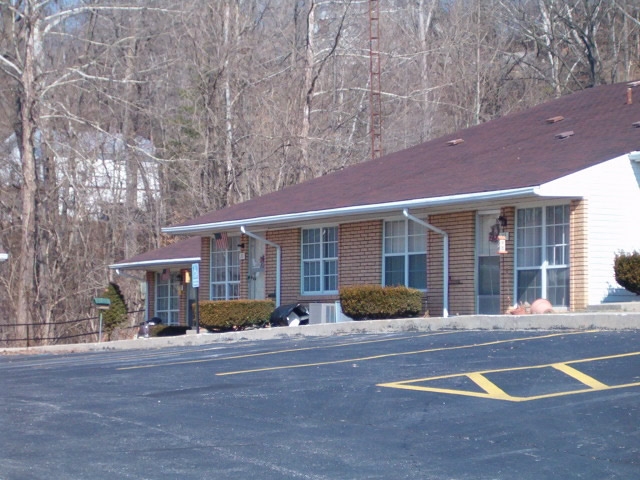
385,256 -> 405,286
384,221 -> 405,254
301,227 -> 338,294
478,256 -> 500,296
517,269 -> 541,304
547,268 -> 569,307
324,260 -> 338,291
408,254 -> 426,289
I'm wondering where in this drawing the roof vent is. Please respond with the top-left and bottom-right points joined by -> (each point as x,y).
546,116 -> 564,124
633,121 -> 640,128
447,138 -> 464,146
627,81 -> 640,88
555,131 -> 574,140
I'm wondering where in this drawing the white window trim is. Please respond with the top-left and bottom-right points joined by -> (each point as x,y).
515,204 -> 570,305
382,217 -> 427,291
209,236 -> 241,301
300,225 -> 339,295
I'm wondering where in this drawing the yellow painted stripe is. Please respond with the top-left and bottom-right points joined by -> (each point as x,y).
467,372 -> 512,398
216,330 -> 595,376
552,363 -> 609,389
117,331 -> 457,371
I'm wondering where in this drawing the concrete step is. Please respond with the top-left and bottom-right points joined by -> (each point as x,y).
586,301 -> 640,313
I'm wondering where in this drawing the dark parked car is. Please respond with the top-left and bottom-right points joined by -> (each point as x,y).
270,304 -> 310,327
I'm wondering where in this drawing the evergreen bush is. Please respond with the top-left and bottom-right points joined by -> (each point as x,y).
101,283 -> 128,339
614,251 -> 640,295
199,300 -> 274,331
339,285 -> 423,320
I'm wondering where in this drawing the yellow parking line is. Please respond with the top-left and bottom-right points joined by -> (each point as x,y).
552,363 -> 609,390
216,330 -> 596,376
467,372 -> 511,398
379,350 -> 640,401
116,331 -> 457,371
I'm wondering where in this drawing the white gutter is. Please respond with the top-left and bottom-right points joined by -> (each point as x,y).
113,269 -> 146,282
240,226 -> 281,307
163,186 -> 541,235
403,209 -> 449,318
108,257 -> 200,270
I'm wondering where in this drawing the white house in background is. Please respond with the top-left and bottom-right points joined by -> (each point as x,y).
1,131 -> 160,215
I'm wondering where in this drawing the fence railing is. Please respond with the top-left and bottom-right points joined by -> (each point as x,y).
0,309 -> 145,347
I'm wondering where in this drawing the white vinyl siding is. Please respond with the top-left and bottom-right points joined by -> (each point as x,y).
539,155 -> 640,304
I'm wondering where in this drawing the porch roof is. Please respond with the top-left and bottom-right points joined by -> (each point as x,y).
109,237 -> 201,270
165,82 -> 640,235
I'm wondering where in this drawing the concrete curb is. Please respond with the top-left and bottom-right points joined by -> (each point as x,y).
2,312 -> 640,355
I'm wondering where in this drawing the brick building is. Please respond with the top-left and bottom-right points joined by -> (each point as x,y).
113,82 -> 640,325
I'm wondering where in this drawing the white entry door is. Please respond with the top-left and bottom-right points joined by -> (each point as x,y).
476,213 -> 501,314
248,237 -> 266,300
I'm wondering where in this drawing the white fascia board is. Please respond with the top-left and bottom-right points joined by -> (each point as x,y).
109,257 -> 200,270
162,186 -> 541,235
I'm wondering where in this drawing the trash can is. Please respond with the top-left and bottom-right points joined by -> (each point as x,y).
269,304 -> 310,327
137,316 -> 162,338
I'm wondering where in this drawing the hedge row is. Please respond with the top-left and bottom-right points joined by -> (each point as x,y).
339,285 -> 423,320
199,300 -> 275,331
614,251 -> 640,295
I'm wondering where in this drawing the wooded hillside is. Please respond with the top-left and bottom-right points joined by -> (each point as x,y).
1,0 -> 639,345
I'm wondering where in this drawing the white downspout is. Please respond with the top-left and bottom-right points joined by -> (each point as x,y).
240,226 -> 281,307
403,209 -> 449,318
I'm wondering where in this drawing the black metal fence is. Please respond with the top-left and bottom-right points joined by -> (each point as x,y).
0,309 -> 145,347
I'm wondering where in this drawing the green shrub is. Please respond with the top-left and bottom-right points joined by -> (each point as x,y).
614,251 -> 640,295
101,282 -> 128,339
339,285 -> 423,320
149,325 -> 189,337
199,300 -> 275,331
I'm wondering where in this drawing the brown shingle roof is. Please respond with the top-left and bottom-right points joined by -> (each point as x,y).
110,237 -> 201,269
169,82 -> 640,231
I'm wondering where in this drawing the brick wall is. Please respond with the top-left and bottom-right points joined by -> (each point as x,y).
199,237 -> 210,302
570,199 -> 588,311
499,207 -> 515,313
266,229 -> 301,305
239,234 -> 249,299
146,271 -> 155,319
426,211 -> 476,316
339,220 -> 382,287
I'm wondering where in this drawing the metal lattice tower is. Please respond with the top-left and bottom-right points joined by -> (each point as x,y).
369,0 -> 382,159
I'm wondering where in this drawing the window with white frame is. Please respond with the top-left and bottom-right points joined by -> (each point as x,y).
383,219 -> 427,289
301,226 -> 338,294
156,271 -> 180,325
210,235 -> 241,300
516,205 -> 570,307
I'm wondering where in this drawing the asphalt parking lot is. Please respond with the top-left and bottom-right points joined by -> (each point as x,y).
1,329 -> 639,479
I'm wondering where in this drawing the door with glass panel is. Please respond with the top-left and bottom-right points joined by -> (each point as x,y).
248,237 -> 266,300
476,213 -> 501,314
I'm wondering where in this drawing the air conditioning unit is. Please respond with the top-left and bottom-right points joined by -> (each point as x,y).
309,302 -> 353,324
309,303 -> 336,324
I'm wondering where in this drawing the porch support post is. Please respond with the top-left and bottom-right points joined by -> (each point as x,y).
402,209 -> 449,318
240,226 -> 281,307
